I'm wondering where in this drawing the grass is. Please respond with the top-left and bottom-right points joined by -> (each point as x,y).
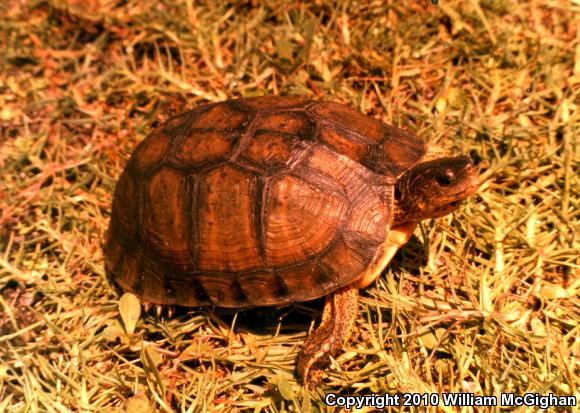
1,0 -> 578,412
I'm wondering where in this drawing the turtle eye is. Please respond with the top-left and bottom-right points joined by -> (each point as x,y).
436,170 -> 455,186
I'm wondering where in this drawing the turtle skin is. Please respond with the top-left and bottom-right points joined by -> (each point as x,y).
104,96 -> 427,308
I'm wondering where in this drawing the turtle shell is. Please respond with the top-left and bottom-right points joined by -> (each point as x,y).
105,96 -> 427,307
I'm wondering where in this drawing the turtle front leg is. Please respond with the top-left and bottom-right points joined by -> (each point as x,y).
297,285 -> 359,385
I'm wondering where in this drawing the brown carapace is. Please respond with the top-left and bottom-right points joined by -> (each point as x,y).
104,96 -> 479,385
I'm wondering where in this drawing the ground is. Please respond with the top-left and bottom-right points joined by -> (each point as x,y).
0,0 -> 578,412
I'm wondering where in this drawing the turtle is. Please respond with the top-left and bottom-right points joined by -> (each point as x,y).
104,96 -> 479,384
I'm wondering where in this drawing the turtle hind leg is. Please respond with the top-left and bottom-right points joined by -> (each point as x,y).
296,285 -> 359,386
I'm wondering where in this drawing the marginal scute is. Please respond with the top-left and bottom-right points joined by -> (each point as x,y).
142,167 -> 192,269
254,113 -> 309,134
189,102 -> 249,130
310,102 -> 384,142
264,174 -> 346,266
196,274 -> 247,307
316,125 -> 370,163
276,261 -> 331,299
197,165 -> 263,272
133,130 -> 171,173
104,227 -> 122,274
319,237 -> 368,280
241,131 -> 294,169
174,130 -> 234,167
237,272 -> 285,306
140,259 -> 173,304
113,248 -> 141,294
167,279 -> 210,307
381,125 -> 426,171
111,169 -> 139,239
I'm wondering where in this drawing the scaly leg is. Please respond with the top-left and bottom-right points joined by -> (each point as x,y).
296,285 -> 359,385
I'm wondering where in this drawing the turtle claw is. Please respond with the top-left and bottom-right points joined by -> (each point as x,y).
298,362 -> 324,389
297,347 -> 328,387
142,302 -> 174,318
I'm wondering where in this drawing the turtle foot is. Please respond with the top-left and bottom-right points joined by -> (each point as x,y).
296,285 -> 359,386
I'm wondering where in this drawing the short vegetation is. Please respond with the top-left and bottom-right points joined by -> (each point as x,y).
0,0 -> 578,412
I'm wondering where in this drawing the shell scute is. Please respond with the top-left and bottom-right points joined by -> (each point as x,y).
275,261 -> 332,299
132,129 -> 172,174
345,183 -> 392,242
305,146 -> 379,202
237,272 -> 287,306
166,279 -> 210,307
316,125 -> 372,164
174,130 -> 235,168
379,125 -> 427,173
139,258 -> 175,304
141,167 -> 192,270
264,174 -> 347,267
319,237 -> 368,280
196,274 -> 248,307
197,165 -> 263,272
111,168 -> 139,239
189,102 -> 250,130
112,248 -> 141,295
310,101 -> 384,142
254,112 -> 310,135
242,131 -> 294,169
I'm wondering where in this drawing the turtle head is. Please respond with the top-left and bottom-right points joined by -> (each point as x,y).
394,156 -> 479,225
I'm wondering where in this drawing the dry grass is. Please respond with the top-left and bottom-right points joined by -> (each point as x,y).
1,0 -> 578,412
